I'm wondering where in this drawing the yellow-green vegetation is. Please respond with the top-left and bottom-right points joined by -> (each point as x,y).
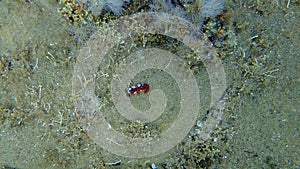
58,0 -> 121,26
58,0 -> 91,25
